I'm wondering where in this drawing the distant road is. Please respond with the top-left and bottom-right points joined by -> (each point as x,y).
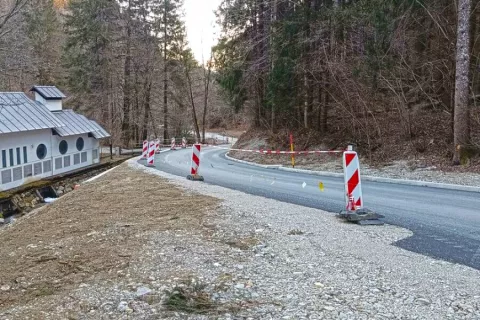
151,147 -> 480,270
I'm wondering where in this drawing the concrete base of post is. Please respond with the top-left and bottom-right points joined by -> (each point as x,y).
337,208 -> 384,225
186,174 -> 204,181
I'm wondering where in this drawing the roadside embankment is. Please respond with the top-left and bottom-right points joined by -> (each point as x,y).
0,159 -> 478,319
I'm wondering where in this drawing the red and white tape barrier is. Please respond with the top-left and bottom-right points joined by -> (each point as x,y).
147,140 -> 156,167
141,140 -> 148,159
191,144 -> 201,175
203,145 -> 344,155
343,148 -> 363,209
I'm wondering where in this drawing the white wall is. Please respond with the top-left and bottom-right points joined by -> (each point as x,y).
33,93 -> 62,111
0,129 -> 53,191
0,129 -> 102,191
51,133 -> 99,175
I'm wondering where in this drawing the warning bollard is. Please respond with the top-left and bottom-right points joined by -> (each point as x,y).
146,140 -> 156,167
186,144 -> 204,181
141,140 -> 148,160
171,137 -> 176,150
338,148 -> 384,225
155,139 -> 160,154
343,150 -> 363,209
182,137 -> 187,148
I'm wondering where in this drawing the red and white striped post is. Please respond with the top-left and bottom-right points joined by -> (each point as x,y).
187,144 -> 204,181
182,137 -> 187,149
171,137 -> 176,150
146,140 -> 156,167
141,140 -> 148,159
155,139 -> 160,154
343,145 -> 363,210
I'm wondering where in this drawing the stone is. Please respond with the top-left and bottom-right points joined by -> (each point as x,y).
136,286 -> 152,297
235,283 -> 245,290
1,285 -> 10,291
323,306 -> 336,311
117,301 -> 129,312
416,298 -> 431,306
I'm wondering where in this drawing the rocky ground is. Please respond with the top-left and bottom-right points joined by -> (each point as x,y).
0,159 -> 479,319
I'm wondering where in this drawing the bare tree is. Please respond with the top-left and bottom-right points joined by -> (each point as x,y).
202,51 -> 213,143
453,0 -> 473,164
0,0 -> 27,38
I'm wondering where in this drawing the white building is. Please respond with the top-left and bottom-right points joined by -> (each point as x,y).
0,86 -> 110,192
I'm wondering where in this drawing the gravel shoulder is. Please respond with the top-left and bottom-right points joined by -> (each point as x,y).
1,159 -> 479,319
229,151 -> 480,187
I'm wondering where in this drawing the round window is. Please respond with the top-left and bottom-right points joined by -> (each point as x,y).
36,144 -> 47,160
59,140 -> 68,155
76,137 -> 84,151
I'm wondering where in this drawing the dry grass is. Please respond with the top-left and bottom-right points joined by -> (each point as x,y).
0,164 -> 219,311
224,236 -> 260,250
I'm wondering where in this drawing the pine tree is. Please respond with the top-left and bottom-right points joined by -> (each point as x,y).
64,0 -> 119,96
151,0 -> 184,140
24,0 -> 62,84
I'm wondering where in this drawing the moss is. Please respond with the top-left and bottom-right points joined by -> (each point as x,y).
459,145 -> 480,165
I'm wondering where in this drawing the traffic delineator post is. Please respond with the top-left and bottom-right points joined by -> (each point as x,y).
146,140 -> 156,167
338,145 -> 384,225
182,137 -> 187,149
171,137 -> 176,150
187,144 -> 204,181
343,149 -> 363,209
141,140 -> 148,159
155,139 -> 160,154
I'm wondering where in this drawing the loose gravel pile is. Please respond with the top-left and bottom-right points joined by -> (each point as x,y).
1,159 -> 479,319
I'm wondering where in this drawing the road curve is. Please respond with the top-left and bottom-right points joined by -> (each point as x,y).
148,147 -> 480,270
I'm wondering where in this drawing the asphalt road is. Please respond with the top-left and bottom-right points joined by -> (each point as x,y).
150,147 -> 480,270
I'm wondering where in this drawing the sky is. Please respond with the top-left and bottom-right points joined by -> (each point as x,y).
184,0 -> 222,63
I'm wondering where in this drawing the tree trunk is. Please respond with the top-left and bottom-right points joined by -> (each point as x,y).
142,79 -> 151,140
185,66 -> 201,142
453,0 -> 472,165
202,59 -> 212,144
163,0 -> 169,141
121,0 -> 132,146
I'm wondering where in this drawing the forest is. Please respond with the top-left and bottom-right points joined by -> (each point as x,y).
0,0 -> 236,147
1,0 -> 479,165
215,0 -> 480,165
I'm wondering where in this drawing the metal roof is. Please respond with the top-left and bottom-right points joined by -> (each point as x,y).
52,110 -> 110,139
0,93 -> 65,134
31,86 -> 66,100
88,120 -> 111,139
